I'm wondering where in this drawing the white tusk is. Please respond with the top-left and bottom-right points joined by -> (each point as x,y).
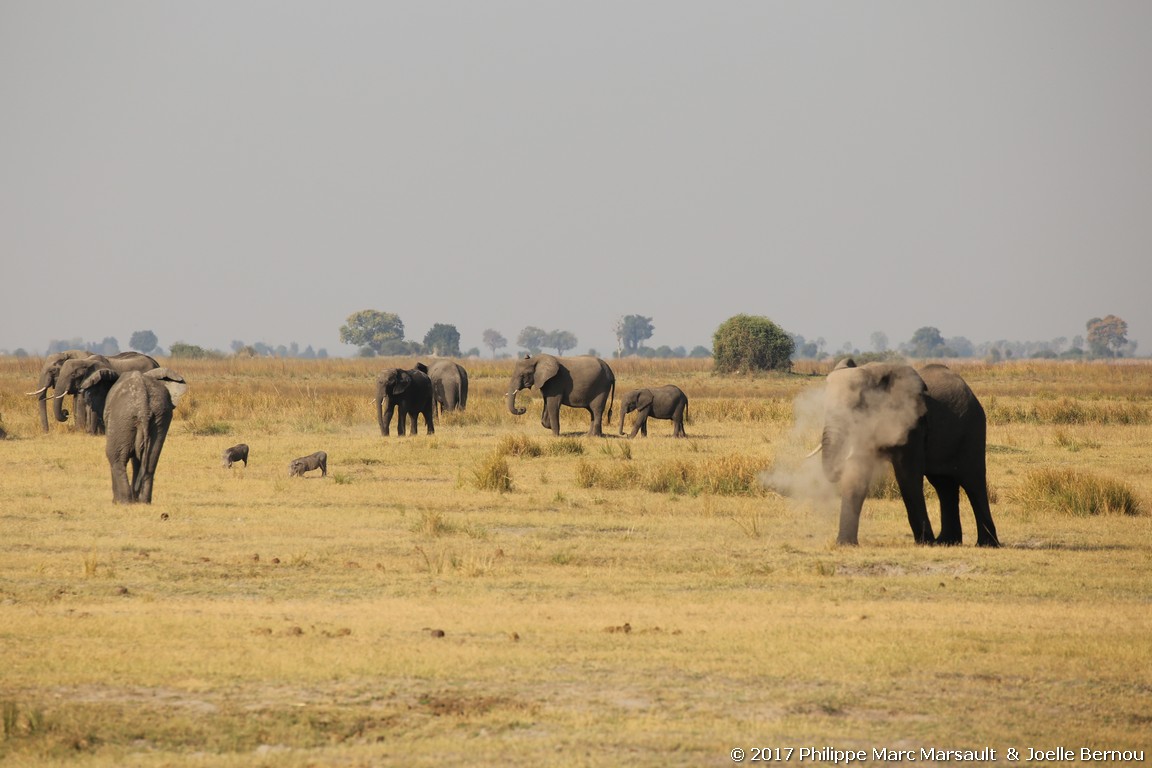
54,391 -> 69,399
804,444 -> 822,459
26,386 -> 49,396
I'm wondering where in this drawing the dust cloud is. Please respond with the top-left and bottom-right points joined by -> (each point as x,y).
758,385 -> 839,512
758,364 -> 925,514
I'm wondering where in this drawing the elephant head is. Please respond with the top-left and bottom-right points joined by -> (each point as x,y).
506,354 -> 560,416
51,355 -> 112,427
27,350 -> 88,432
618,389 -> 651,434
819,358 -> 927,487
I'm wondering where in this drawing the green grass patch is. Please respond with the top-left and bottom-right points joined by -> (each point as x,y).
1016,468 -> 1143,516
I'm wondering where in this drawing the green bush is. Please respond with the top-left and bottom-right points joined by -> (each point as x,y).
712,315 -> 794,374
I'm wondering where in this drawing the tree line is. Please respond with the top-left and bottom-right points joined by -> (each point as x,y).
9,312 -> 1133,364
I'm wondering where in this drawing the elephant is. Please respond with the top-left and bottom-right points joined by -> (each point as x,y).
77,367 -> 187,504
49,352 -> 159,434
27,350 -> 89,433
815,358 -> 1000,547
425,360 -> 469,415
289,451 -> 327,477
506,354 -> 616,437
618,385 -> 688,438
375,364 -> 435,436
222,443 -> 249,468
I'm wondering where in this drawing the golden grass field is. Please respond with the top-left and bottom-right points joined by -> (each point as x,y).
1,355 -> 1150,766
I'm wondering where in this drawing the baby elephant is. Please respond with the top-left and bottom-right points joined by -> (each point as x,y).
288,451 -> 328,477
221,443 -> 249,468
619,385 -> 688,438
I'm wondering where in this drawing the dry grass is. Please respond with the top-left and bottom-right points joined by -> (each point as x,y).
1,356 -> 1151,766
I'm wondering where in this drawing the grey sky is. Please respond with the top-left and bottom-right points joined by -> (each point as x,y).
3,3 -> 1149,357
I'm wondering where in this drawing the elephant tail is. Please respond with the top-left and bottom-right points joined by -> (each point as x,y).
606,377 -> 615,425
132,423 -> 151,500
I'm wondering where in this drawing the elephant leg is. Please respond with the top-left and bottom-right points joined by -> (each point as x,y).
929,475 -> 963,545
546,399 -> 562,436
397,405 -> 408,436
75,396 -> 89,432
109,458 -> 133,503
961,476 -> 1000,547
672,404 -> 686,437
627,408 -> 645,439
836,463 -> 870,545
540,403 -> 551,431
424,405 -> 435,435
381,404 -> 395,436
638,414 -> 648,437
587,404 -> 604,437
891,456 -> 935,544
135,427 -> 169,504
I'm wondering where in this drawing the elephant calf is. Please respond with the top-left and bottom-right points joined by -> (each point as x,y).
221,443 -> 249,468
619,385 -> 688,438
289,451 -> 327,477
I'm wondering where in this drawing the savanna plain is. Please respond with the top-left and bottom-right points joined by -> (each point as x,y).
1,356 -> 1150,767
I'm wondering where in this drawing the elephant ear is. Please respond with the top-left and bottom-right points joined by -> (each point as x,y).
533,355 -> 561,390
146,367 -> 189,405
834,357 -> 857,371
415,362 -> 429,374
79,368 -> 118,394
637,390 -> 654,411
392,371 -> 411,394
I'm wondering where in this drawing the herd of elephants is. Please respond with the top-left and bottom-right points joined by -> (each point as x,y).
26,349 -> 1000,547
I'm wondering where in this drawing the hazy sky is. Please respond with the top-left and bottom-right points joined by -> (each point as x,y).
3,3 -> 1149,357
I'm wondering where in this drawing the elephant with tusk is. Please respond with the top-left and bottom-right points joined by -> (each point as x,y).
817,358 -> 1000,547
506,354 -> 615,437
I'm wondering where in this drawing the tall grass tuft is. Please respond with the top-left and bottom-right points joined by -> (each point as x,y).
576,454 -> 767,496
1016,468 -> 1143,516
495,434 -> 543,458
545,438 -> 585,456
472,453 -> 513,493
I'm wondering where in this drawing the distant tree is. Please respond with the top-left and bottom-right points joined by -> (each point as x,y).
944,336 -> 975,357
712,315 -> 794,374
169,342 -> 219,359
301,345 -> 316,359
614,315 -> 655,356
903,326 -> 947,358
1086,315 -> 1129,357
130,330 -> 159,354
424,323 -> 462,356
47,338 -> 85,355
870,331 -> 889,353
88,337 -> 120,356
790,334 -> 821,360
339,310 -> 405,356
517,326 -> 547,355
13,348 -> 29,358
689,345 -> 712,358
482,329 -> 507,358
544,330 -> 578,355
379,339 -> 424,356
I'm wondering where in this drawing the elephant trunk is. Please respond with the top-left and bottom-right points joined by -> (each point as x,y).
820,425 -> 852,484
38,390 -> 50,432
619,404 -> 629,434
376,393 -> 387,435
507,387 -> 526,416
53,389 -> 70,423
